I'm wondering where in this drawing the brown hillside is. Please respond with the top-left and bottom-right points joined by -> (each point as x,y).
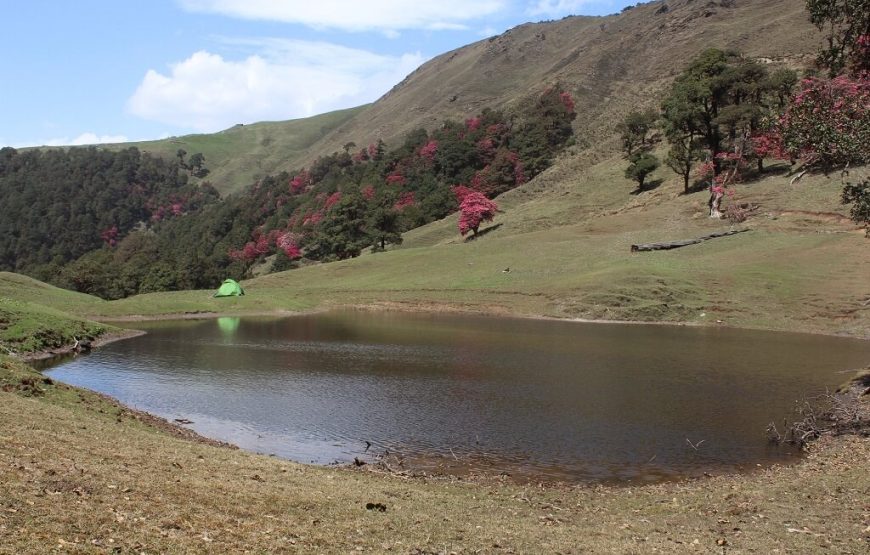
118,0 -> 822,193
305,0 -> 820,164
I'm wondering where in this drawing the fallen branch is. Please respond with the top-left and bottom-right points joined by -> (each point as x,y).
631,229 -> 750,252
789,169 -> 808,186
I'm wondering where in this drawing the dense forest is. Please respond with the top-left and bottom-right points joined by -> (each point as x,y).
0,147 -> 218,287
0,87 -> 576,299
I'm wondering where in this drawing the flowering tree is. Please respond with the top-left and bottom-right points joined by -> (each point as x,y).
275,231 -> 302,259
455,187 -> 498,237
100,225 -> 119,247
289,170 -> 311,194
419,140 -> 438,162
775,75 -> 869,169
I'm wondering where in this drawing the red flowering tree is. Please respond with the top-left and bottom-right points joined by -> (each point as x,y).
289,170 -> 311,194
455,186 -> 498,237
100,225 -> 119,247
276,231 -> 302,259
775,75 -> 869,169
385,173 -> 406,186
324,191 -> 343,209
419,140 -> 438,162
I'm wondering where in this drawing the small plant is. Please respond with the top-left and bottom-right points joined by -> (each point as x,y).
841,176 -> 869,236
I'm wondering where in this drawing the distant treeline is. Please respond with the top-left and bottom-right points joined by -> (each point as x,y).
0,87 -> 576,299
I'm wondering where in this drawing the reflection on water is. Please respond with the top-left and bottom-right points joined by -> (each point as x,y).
217,317 -> 240,335
44,311 -> 870,483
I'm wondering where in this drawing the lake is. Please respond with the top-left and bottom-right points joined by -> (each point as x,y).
44,310 -> 870,483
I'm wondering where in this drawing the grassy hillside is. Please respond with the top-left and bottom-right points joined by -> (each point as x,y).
96,0 -> 820,195
2,155 -> 866,340
106,106 -> 365,194
0,274 -> 114,355
64,154 -> 858,338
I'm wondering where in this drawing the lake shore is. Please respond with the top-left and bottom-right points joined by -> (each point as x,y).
2,351 -> 868,552
3,287 -> 869,552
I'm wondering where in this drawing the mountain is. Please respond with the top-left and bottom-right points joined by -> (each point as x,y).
105,106 -> 365,195
125,0 -> 821,194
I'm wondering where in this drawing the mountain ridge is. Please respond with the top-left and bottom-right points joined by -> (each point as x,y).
73,0 -> 822,194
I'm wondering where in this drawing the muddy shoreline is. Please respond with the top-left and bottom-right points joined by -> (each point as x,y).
20,329 -> 147,363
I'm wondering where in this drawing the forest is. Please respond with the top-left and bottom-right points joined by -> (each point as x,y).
0,87 -> 577,299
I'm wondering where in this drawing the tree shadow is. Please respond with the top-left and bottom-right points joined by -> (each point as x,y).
630,178 -> 664,195
464,223 -> 503,241
760,161 -> 793,176
680,180 -> 710,195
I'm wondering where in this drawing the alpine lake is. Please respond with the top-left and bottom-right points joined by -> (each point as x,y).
41,310 -> 870,484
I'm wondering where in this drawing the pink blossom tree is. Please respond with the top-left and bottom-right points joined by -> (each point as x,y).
455,187 -> 498,237
775,75 -> 869,169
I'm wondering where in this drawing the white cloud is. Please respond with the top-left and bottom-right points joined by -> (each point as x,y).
527,0 -> 599,17
12,133 -> 131,148
178,0 -> 507,32
68,133 -> 130,145
127,42 -> 426,132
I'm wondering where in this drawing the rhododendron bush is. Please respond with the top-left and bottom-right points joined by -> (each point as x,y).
455,187 -> 498,236
774,75 -> 870,168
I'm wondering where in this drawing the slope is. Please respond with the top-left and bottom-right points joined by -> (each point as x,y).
302,0 -> 821,165
110,0 -> 821,194
30,147 -> 854,339
106,106 -> 365,195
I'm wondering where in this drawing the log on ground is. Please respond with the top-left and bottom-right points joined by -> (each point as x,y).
631,229 -> 750,252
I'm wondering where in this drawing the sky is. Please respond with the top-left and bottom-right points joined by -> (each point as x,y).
0,0 -> 637,148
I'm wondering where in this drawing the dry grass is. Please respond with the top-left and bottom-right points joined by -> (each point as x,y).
1,357 -> 868,554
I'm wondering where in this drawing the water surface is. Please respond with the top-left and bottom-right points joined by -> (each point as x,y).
44,311 -> 870,483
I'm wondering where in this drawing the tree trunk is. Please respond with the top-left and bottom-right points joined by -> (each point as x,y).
683,173 -> 690,194
709,189 -> 724,218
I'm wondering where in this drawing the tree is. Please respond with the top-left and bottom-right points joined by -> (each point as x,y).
624,152 -> 660,192
661,49 -> 786,213
665,49 -> 731,171
661,50 -> 773,172
662,79 -> 704,193
766,68 -> 800,109
512,86 -> 577,176
774,75 -> 870,169
842,177 -> 870,235
187,152 -> 209,178
665,138 -> 701,194
617,109 -> 658,156
307,192 -> 371,260
366,190 -> 404,252
806,0 -> 870,76
455,187 -> 498,237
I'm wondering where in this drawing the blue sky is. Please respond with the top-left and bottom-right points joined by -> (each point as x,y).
1,0 -> 636,148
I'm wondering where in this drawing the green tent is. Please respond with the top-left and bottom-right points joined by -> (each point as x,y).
214,279 -> 244,297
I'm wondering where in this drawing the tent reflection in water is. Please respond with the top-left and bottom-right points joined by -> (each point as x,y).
214,279 -> 244,298
217,317 -> 240,335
